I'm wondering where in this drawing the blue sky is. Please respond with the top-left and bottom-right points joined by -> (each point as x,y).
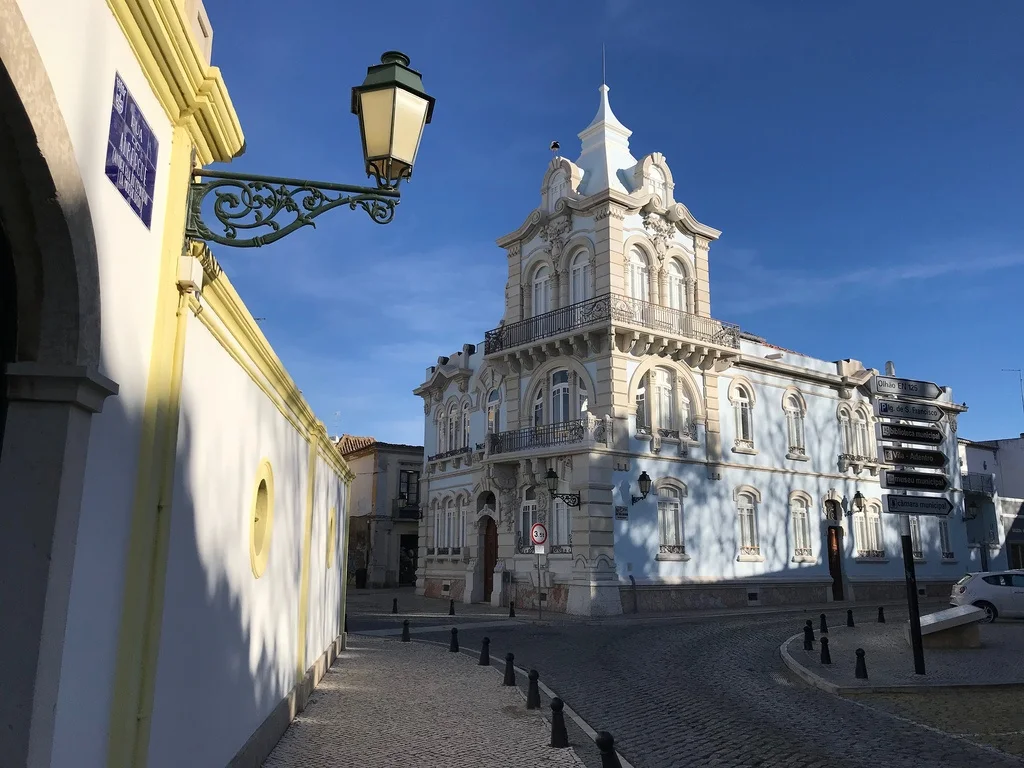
206,0 -> 1024,445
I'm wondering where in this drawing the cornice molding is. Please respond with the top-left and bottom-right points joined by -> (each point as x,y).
105,0 -> 245,164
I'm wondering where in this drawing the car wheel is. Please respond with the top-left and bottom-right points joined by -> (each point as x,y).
974,601 -> 997,623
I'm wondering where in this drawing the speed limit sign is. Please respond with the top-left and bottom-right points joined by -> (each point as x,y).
530,522 -> 548,552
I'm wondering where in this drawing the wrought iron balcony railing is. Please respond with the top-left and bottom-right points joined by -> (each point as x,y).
392,498 -> 421,521
517,534 -> 572,555
961,472 -> 995,494
427,445 -> 471,462
793,547 -> 813,557
483,292 -> 741,355
659,544 -> 686,555
488,417 -> 608,456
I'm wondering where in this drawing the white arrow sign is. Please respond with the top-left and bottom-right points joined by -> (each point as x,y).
874,399 -> 945,423
884,494 -> 953,516
870,375 -> 942,401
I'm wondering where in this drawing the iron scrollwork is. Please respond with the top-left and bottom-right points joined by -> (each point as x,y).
185,169 -> 401,248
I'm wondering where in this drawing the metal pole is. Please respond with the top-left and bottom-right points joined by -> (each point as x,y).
536,551 -> 542,622
883,361 -> 926,675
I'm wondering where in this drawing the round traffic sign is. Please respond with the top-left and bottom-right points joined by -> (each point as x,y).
530,522 -> 548,546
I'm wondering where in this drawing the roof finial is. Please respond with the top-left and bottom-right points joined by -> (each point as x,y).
602,43 -> 607,85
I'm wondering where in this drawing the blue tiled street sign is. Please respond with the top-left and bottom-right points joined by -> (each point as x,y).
105,73 -> 159,228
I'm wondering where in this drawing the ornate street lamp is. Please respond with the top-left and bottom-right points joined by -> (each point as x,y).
185,51 -> 434,248
545,468 -> 580,508
631,471 -> 652,506
848,491 -> 865,518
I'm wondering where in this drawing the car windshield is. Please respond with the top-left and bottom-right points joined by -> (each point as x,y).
955,574 -> 974,586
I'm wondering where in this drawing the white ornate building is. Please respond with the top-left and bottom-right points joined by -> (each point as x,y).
412,83 -> 973,616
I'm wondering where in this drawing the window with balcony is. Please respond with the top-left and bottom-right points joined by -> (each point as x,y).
551,498 -> 570,550
852,409 -> 869,459
790,493 -> 813,559
486,389 -> 501,434
569,249 -> 591,304
838,405 -> 853,455
784,392 -> 807,459
461,400 -> 471,448
533,369 -> 588,427
520,488 -> 538,551
667,259 -> 687,312
446,403 -> 458,453
656,484 -> 686,559
532,264 -> 552,316
635,366 -> 695,441
627,247 -> 650,302
854,501 -> 884,558
551,369 -> 570,424
939,519 -> 954,560
399,469 -> 420,506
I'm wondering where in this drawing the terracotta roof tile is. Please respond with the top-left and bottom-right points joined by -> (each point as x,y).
335,434 -> 376,455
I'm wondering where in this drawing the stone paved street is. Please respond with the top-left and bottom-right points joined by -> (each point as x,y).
441,606 -> 1024,768
264,635 -> 585,767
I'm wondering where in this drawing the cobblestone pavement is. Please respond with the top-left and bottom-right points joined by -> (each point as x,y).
447,606 -> 1024,768
785,619 -> 1024,688
848,688 -> 1024,758
263,635 -> 585,768
345,587 -> 511,632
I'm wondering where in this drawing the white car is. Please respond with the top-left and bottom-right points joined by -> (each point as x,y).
950,570 -> 1024,622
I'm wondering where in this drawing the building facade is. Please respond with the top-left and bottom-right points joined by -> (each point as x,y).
959,434 -> 1024,570
338,436 -> 424,588
413,83 -> 972,616
1,2 -> 350,767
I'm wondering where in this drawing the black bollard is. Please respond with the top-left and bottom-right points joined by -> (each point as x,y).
526,670 -> 541,709
449,599 -> 455,616
401,619 -> 410,642
820,636 -> 831,665
820,613 -> 828,634
596,731 -> 623,768
847,609 -> 855,628
502,653 -> 516,686
449,627 -> 459,653
550,697 -> 569,748
803,620 -> 815,651
478,637 -> 490,666
392,597 -> 398,614
509,601 -> 516,618
877,606 -> 886,624
855,648 -> 868,679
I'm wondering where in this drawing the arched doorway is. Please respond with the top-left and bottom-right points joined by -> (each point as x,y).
824,499 -> 845,601
482,516 -> 498,599
0,11 -> 111,764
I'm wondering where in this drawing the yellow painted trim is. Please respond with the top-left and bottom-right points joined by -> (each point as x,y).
104,0 -> 244,163
295,438 -> 319,679
249,458 -> 275,578
326,506 -> 337,569
106,124 -> 194,768
339,480 -> 352,638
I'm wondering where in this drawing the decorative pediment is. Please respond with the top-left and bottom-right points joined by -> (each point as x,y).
631,152 -> 676,208
540,157 -> 583,213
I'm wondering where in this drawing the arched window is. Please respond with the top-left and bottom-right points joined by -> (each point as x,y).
437,416 -> 446,454
838,406 -> 853,455
533,387 -> 544,427
521,487 -> 537,541
909,515 -> 922,559
486,389 -> 501,434
785,393 -> 806,456
854,501 -> 884,558
452,500 -> 464,552
737,492 -> 760,555
667,259 -> 687,312
551,369 -> 570,424
939,519 -> 953,559
657,486 -> 685,553
636,375 -> 648,431
447,403 -> 458,452
532,264 -> 552,316
569,249 -> 591,304
461,401 -> 471,448
577,375 -> 588,415
791,495 -> 812,557
432,503 -> 441,550
649,165 -> 668,203
852,409 -> 869,458
654,368 -> 674,431
627,247 -> 650,302
733,385 -> 754,449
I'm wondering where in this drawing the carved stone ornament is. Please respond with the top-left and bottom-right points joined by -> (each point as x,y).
535,488 -> 550,523
540,216 -> 573,260
643,213 -> 676,256
949,413 -> 958,432
507,243 -> 522,260
693,235 -> 710,252
433,390 -> 443,403
594,203 -> 627,222
422,398 -> 431,414
458,378 -> 469,393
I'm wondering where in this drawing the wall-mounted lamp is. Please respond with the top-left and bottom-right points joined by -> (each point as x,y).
631,471 -> 652,506
848,491 -> 865,518
545,469 -> 580,508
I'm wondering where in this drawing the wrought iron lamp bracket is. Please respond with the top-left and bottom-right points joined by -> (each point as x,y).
185,168 -> 401,248
552,492 -> 581,508
631,493 -> 648,506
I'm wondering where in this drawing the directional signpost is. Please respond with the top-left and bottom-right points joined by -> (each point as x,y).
871,369 -> 954,677
530,523 -> 548,620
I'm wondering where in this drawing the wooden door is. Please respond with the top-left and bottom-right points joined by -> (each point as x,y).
827,527 -> 844,601
483,517 -> 498,598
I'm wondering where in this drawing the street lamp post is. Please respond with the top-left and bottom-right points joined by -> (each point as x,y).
185,51 -> 434,249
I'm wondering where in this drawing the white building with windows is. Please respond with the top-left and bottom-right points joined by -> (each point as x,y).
412,83 -> 972,616
958,434 -> 1024,571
